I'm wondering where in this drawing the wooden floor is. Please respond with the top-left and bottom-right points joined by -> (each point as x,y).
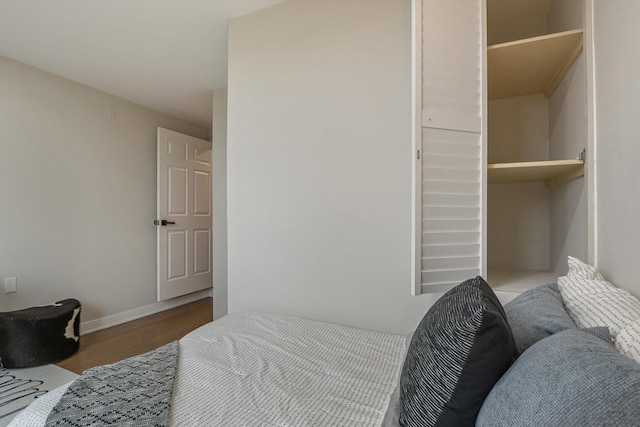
56,297 -> 213,374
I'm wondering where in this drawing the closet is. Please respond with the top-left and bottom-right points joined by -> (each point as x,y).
412,0 -> 591,296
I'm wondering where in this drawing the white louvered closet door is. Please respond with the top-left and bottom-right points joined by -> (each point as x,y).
412,0 -> 485,294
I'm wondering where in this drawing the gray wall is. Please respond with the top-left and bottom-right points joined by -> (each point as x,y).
212,87 -> 228,320
593,0 -> 640,295
0,56 -> 210,324
226,0 -> 435,334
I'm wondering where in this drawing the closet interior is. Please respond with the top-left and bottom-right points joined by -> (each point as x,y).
486,0 -> 589,292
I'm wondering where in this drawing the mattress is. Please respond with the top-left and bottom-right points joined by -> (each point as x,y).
10,312 -> 406,427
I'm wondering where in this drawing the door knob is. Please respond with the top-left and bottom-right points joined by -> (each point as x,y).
153,219 -> 176,226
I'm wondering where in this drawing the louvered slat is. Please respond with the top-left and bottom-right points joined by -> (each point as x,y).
414,0 -> 484,295
422,243 -> 481,258
422,231 -> 480,246
422,206 -> 480,219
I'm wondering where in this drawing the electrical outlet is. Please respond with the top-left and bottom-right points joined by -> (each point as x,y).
4,277 -> 17,293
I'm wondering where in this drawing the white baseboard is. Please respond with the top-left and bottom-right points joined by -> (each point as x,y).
80,288 -> 213,335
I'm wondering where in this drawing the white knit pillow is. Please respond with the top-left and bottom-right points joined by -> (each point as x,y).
558,257 -> 640,337
616,319 -> 640,363
560,287 -> 640,336
558,274 -> 613,295
566,255 -> 605,280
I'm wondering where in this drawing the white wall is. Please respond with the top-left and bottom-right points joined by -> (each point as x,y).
547,55 -> 588,274
547,0 -> 583,32
488,94 -> 550,164
593,0 -> 640,296
547,0 -> 588,275
226,0 -> 435,334
212,88 -> 228,320
487,15 -> 547,46
0,56 -> 210,326
487,94 -> 550,271
488,182 -> 550,270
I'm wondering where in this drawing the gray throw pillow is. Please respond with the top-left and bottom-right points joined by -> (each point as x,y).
581,325 -> 613,343
399,276 -> 516,427
477,328 -> 640,426
504,283 -> 576,354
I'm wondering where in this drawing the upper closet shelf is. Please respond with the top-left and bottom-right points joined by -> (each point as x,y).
488,159 -> 584,187
488,29 -> 584,100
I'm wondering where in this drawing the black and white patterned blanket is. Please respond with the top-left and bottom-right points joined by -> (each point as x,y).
44,341 -> 178,427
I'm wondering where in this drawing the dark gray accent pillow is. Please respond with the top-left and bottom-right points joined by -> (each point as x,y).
477,328 -> 640,427
399,276 -> 517,427
504,283 -> 576,354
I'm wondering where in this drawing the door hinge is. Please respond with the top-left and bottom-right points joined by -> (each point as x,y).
417,150 -> 421,160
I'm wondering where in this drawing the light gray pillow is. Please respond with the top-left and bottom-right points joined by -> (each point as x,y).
381,333 -> 412,427
381,385 -> 401,427
504,283 -> 576,354
477,328 -> 640,426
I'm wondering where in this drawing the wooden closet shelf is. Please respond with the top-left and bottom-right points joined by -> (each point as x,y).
488,29 -> 584,100
488,159 -> 584,187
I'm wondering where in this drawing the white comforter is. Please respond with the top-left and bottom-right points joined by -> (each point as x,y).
11,312 -> 406,427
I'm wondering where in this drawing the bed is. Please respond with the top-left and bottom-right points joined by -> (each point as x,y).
13,265 -> 640,426
10,312 -> 407,427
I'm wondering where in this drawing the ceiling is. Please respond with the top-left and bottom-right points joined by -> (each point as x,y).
0,0 -> 284,127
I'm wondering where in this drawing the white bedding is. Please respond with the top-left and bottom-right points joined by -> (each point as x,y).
11,312 -> 406,427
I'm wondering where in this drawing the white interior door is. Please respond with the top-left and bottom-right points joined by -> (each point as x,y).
157,127 -> 212,301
